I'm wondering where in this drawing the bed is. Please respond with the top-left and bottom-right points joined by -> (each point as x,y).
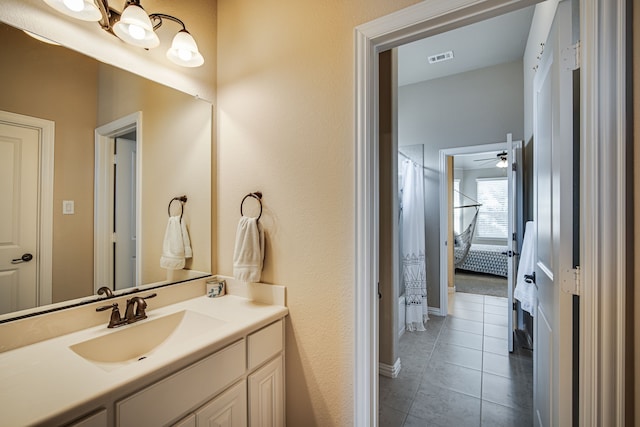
454,244 -> 508,277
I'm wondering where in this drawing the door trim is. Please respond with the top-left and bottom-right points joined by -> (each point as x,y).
94,112 -> 142,293
579,0 -> 628,424
354,0 -> 627,425
437,141 -> 513,318
0,110 -> 54,306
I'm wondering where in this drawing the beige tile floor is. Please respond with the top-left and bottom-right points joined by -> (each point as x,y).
379,292 -> 533,427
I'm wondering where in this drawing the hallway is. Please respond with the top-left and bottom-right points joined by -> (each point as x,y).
379,292 -> 533,426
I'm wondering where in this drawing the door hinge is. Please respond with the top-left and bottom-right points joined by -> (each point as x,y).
112,153 -> 118,165
562,40 -> 580,71
512,162 -> 517,172
573,266 -> 580,295
111,233 -> 117,243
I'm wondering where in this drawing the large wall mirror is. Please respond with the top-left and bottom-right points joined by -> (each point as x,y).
0,21 -> 212,320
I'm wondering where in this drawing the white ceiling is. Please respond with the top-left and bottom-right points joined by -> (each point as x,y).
398,6 -> 535,87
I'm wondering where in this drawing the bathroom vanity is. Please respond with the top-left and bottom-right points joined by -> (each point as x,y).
0,277 -> 287,426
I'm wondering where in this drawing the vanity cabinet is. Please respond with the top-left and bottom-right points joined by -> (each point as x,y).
248,355 -> 284,426
115,319 -> 284,427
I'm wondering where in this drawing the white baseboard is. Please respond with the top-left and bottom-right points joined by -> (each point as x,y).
379,357 -> 402,378
428,306 -> 444,316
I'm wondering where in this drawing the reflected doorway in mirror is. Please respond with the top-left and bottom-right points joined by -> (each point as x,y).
0,111 -> 54,315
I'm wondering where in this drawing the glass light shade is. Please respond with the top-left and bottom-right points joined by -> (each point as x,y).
23,30 -> 61,46
113,4 -> 159,48
166,30 -> 204,67
42,0 -> 101,21
496,157 -> 508,168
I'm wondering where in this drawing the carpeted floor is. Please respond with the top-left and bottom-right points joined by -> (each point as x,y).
454,271 -> 508,297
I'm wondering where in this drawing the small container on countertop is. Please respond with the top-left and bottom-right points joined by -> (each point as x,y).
206,279 -> 226,298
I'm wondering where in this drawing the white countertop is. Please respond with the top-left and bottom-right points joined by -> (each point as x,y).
0,294 -> 288,426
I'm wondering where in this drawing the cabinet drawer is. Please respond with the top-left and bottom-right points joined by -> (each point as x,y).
247,320 -> 283,371
117,340 -> 245,427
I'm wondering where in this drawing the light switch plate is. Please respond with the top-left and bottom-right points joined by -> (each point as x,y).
63,200 -> 74,215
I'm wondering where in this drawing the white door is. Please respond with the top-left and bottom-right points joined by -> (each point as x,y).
113,137 -> 137,290
532,1 -> 575,425
0,122 -> 39,314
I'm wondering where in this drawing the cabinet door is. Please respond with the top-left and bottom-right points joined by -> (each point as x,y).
248,356 -> 284,427
196,380 -> 247,427
172,414 -> 196,427
68,409 -> 107,427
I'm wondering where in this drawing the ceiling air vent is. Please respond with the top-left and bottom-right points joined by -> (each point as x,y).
427,50 -> 454,64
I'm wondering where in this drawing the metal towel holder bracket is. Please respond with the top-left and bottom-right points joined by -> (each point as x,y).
240,192 -> 263,221
168,195 -> 188,222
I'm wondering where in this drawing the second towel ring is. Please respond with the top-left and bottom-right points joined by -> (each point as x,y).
240,192 -> 263,221
168,195 -> 188,222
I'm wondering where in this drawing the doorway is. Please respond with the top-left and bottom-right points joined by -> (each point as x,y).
94,112 -> 142,294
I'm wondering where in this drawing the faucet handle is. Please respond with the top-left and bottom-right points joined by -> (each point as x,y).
96,303 -> 126,328
96,302 -> 118,312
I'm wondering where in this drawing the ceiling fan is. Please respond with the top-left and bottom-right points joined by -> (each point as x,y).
473,151 -> 508,168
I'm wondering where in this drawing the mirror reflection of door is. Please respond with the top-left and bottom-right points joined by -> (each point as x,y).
0,121 -> 39,313
0,111 -> 53,315
113,135 -> 137,290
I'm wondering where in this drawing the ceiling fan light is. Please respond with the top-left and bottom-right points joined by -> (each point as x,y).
113,3 -> 160,48
42,0 -> 102,21
166,30 -> 204,67
496,157 -> 508,168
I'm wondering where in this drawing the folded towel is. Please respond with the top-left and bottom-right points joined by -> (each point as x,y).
233,216 -> 264,282
160,216 -> 192,270
514,221 -> 536,316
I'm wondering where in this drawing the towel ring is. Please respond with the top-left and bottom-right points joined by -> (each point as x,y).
240,192 -> 262,221
168,195 -> 188,222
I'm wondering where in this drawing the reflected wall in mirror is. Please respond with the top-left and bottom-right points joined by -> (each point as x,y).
0,21 -> 211,318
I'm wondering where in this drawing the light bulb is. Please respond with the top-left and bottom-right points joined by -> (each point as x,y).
63,0 -> 84,12
128,24 -> 146,40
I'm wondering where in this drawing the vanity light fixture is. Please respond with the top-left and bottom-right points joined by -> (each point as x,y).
42,0 -> 204,67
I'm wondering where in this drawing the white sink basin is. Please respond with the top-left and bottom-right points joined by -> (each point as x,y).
70,310 -> 226,371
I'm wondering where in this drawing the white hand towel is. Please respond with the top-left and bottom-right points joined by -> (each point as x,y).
160,216 -> 192,270
233,216 -> 264,282
514,221 -> 536,316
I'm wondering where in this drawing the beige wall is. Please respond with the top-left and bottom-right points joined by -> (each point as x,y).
217,0 -> 420,424
97,66 -> 212,284
0,23 -> 98,302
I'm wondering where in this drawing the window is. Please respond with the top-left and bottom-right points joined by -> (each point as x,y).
476,178 -> 508,239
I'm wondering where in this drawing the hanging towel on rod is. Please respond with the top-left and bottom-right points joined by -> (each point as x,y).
160,216 -> 192,270
233,216 -> 264,282
514,221 -> 536,316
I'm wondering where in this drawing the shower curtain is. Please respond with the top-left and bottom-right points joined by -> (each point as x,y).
400,159 -> 429,331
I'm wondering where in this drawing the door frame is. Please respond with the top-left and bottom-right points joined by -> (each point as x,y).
354,0 -> 628,425
0,110 -> 54,307
94,112 -> 142,293
437,140 -> 522,320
